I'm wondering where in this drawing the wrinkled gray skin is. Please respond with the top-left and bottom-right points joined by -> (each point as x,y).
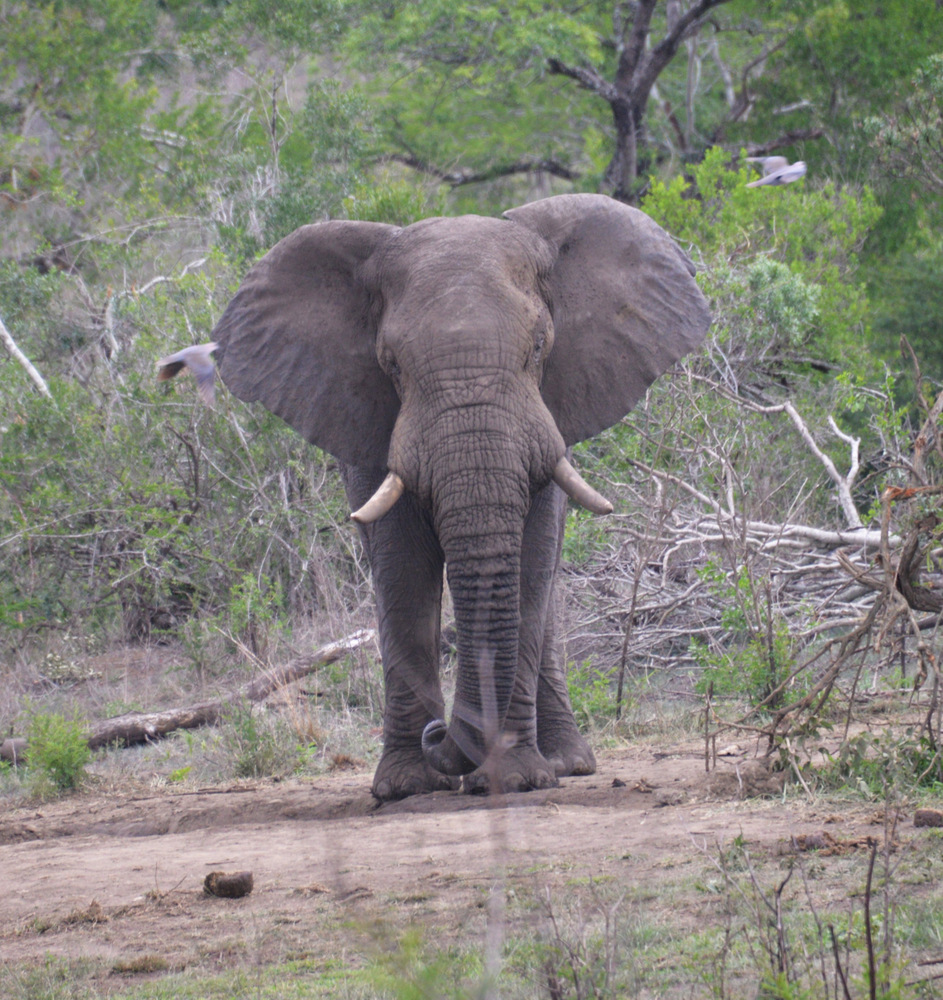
209,194 -> 711,800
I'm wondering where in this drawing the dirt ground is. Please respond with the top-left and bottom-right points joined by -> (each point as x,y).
1,736 -> 912,988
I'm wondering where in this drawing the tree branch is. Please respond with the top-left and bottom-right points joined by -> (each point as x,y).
642,0 -> 734,96
0,313 -> 53,400
383,152 -> 580,187
618,0 -> 658,91
546,58 -> 621,104
731,395 -> 864,530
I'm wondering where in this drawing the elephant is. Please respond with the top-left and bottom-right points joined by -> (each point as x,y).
166,193 -> 710,800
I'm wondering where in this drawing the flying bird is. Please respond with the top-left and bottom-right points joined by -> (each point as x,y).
746,156 -> 807,188
747,155 -> 789,174
157,341 -> 218,405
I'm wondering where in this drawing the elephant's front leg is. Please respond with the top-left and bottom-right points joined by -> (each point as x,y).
343,467 -> 459,800
530,482 -> 596,777
535,584 -> 596,778
461,480 -> 568,794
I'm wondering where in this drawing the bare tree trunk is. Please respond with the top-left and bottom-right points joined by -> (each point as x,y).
605,100 -> 642,200
550,0 -> 734,201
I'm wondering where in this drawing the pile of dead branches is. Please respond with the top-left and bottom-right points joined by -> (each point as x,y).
566,343 -> 943,752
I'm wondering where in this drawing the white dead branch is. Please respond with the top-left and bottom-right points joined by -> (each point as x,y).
0,313 -> 53,400
564,375 -> 940,731
743,398 -> 863,529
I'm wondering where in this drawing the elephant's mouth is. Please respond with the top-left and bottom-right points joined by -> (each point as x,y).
349,456 -> 609,524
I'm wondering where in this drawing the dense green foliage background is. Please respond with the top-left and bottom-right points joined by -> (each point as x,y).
1,0 -> 941,660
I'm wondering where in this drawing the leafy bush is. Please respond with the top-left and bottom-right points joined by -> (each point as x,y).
642,146 -> 882,376
225,572 -> 287,661
25,711 -> 91,793
816,729 -> 943,798
690,558 -> 800,707
217,704 -> 301,780
0,304 -> 361,651
344,175 -> 446,226
567,659 -> 614,730
369,927 -> 481,1000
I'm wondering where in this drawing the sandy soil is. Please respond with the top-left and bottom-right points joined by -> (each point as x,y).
0,739 -> 895,981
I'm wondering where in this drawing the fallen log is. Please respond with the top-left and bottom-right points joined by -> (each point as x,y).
0,629 -> 377,764
1,738 -> 28,765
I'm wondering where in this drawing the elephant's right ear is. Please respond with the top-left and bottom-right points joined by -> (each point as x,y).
504,194 -> 711,446
213,221 -> 400,467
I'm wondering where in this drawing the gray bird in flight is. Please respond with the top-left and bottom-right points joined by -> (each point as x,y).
746,156 -> 807,188
157,341 -> 218,404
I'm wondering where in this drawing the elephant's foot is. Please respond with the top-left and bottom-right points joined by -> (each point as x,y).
462,745 -> 559,795
538,727 -> 597,778
372,746 -> 461,801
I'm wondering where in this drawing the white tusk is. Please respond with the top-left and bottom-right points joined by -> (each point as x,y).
552,457 -> 613,515
350,472 -> 405,524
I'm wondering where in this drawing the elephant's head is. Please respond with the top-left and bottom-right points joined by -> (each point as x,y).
210,194 -> 710,776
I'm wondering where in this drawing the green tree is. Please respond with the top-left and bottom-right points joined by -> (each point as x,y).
345,0 -> 780,204
741,0 -> 943,179
0,3 -> 384,648
642,146 -> 881,374
727,2 -> 943,365
864,54 -> 943,369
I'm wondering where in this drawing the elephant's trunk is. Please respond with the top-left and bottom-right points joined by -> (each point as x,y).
390,378 -> 602,778
420,466 -> 529,776
421,717 -> 475,775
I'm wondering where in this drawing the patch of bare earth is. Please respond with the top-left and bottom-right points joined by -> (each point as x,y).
0,739 -> 911,982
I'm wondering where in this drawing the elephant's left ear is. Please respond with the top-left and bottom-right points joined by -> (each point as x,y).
212,220 -> 400,467
504,194 -> 711,445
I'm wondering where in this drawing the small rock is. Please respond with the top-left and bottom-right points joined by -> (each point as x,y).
203,871 -> 254,898
653,788 -> 687,808
914,808 -> 943,828
792,831 -> 835,852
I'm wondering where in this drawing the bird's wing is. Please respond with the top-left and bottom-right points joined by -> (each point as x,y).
746,161 -> 807,187
156,342 -> 217,404
194,366 -> 216,405
156,359 -> 186,381
747,155 -> 789,175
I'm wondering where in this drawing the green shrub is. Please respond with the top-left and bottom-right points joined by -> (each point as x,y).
226,571 -> 287,660
344,175 -> 446,226
816,729 -> 943,797
567,659 -> 614,730
690,558 -> 800,708
642,145 -> 882,375
218,704 -> 301,780
25,711 -> 92,793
